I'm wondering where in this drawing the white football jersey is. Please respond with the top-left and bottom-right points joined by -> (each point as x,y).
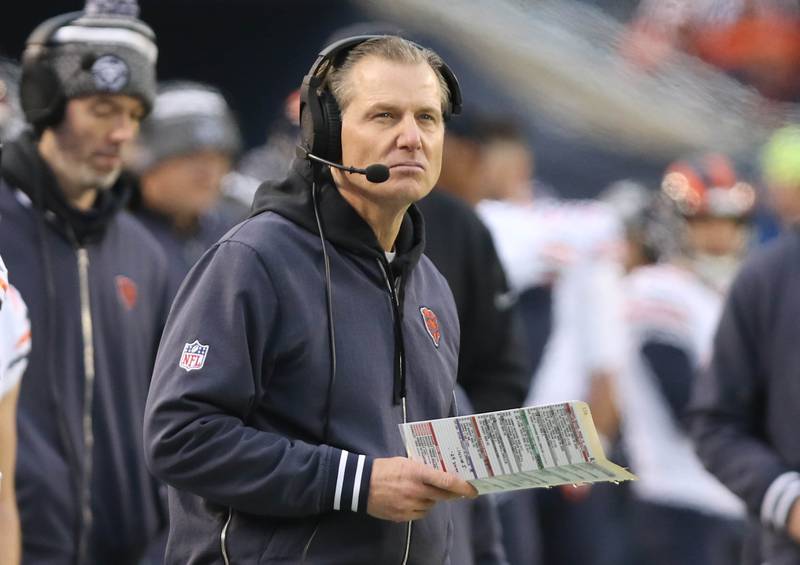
618,262 -> 744,517
477,198 -> 627,404
0,255 -> 30,399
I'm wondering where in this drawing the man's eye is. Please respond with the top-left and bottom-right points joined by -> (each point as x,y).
375,112 -> 393,119
91,103 -> 115,117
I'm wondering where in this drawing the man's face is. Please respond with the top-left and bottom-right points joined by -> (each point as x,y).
50,94 -> 144,191
141,149 -> 232,221
767,182 -> 800,226
686,216 -> 748,257
335,56 -> 445,208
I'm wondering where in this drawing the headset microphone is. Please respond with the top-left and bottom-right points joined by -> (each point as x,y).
298,146 -> 391,184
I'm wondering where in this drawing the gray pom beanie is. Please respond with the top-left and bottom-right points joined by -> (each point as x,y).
21,0 -> 157,129
130,82 -> 242,174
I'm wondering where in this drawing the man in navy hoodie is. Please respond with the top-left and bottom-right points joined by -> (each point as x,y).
144,35 -> 477,564
0,1 -> 169,563
690,131 -> 800,564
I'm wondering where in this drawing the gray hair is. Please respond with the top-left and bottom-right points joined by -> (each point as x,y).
326,36 -> 451,115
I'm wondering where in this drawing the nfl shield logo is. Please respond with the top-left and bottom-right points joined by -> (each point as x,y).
179,340 -> 209,372
419,307 -> 441,348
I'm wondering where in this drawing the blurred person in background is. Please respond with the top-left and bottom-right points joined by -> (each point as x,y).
691,132 -> 800,565
0,254 -> 31,565
418,111 -> 532,414
603,173 -> 750,565
477,136 -> 625,449
476,117 -> 630,565
0,1 -> 170,562
127,81 -> 245,300
226,88 -> 301,208
660,153 -> 756,292
0,58 -> 24,143
760,124 -> 800,229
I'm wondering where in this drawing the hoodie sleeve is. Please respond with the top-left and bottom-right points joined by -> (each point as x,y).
144,239 -> 369,517
689,253 -> 793,527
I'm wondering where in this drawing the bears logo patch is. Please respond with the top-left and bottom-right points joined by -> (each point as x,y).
115,275 -> 138,310
419,306 -> 441,348
179,340 -> 209,372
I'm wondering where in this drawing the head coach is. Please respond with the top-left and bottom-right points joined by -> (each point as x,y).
144,35 -> 477,564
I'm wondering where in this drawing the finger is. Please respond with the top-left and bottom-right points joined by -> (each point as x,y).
412,483 -> 463,503
419,468 -> 477,498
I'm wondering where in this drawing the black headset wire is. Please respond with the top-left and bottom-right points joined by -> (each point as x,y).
301,178 -> 337,563
311,179 -> 337,443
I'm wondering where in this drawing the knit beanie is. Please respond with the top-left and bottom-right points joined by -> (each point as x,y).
129,81 -> 241,174
20,0 -> 157,131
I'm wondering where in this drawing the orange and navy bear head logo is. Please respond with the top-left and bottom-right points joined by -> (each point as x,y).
115,275 -> 138,311
419,306 -> 441,348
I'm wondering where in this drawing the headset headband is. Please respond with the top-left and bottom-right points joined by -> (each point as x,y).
299,34 -> 462,163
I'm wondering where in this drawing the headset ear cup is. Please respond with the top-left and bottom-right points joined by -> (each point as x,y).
299,101 -> 316,154
20,58 -> 65,130
320,92 -> 342,163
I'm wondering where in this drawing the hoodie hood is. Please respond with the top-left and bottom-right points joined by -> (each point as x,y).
1,130 -> 131,245
250,158 -> 426,275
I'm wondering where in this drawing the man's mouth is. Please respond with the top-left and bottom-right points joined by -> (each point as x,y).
389,161 -> 425,172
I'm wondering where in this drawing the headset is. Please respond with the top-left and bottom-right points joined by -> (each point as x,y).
298,34 -> 463,167
20,11 -> 156,131
19,12 -> 84,130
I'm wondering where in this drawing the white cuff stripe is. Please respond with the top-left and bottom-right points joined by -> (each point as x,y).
52,26 -> 158,62
761,471 -> 800,527
351,455 -> 366,512
333,450 -> 348,511
774,482 -> 800,529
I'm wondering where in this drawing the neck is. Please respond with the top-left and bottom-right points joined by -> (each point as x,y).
38,132 -> 98,211
337,188 -> 406,252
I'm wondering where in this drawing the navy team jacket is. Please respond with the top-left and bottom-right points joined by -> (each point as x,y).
144,160 -> 461,564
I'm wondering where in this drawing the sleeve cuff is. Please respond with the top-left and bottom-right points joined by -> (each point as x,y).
761,471 -> 800,530
328,449 -> 374,513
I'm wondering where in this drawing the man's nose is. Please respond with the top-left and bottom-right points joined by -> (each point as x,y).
396,114 -> 422,151
109,115 -> 139,144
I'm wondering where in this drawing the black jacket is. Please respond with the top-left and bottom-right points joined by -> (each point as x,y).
0,132 -> 169,564
417,190 -> 530,412
690,228 -> 800,564
130,200 -> 245,301
144,160 -> 461,564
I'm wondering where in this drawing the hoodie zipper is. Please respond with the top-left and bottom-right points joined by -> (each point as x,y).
220,507 -> 233,565
76,247 -> 96,564
376,259 -> 412,565
401,397 -> 412,565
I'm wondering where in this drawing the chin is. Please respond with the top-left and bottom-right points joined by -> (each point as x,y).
384,179 -> 432,201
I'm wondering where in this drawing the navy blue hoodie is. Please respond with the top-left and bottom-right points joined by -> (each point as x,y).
690,228 -> 800,564
0,132 -> 169,564
144,160 -> 461,564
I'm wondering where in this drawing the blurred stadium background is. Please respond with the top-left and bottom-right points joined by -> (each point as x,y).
2,0 -> 797,197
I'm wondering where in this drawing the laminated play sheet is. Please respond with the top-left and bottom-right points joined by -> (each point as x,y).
399,400 -> 636,494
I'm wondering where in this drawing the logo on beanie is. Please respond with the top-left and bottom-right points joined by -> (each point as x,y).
419,306 -> 441,348
91,55 -> 130,92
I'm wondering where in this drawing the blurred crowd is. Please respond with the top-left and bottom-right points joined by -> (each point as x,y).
3,0 -> 800,564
